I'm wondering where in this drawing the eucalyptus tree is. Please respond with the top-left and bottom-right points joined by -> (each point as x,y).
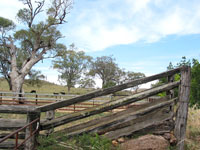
124,71 -> 145,92
26,70 -> 45,87
89,56 -> 120,88
79,77 -> 95,88
0,0 -> 72,97
53,44 -> 92,91
0,17 -> 16,90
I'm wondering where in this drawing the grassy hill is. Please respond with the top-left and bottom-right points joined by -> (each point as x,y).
0,78 -> 95,95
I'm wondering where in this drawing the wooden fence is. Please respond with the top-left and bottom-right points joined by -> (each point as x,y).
0,92 -> 114,112
0,66 -> 191,150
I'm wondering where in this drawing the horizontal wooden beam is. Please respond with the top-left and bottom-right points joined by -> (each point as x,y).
41,81 -> 179,130
0,133 -> 25,139
0,140 -> 16,149
0,119 -> 26,130
38,67 -> 182,112
0,105 -> 39,114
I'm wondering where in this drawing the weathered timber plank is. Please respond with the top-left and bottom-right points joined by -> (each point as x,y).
104,107 -> 173,140
141,119 -> 174,135
0,139 -> 24,149
37,67 -> 182,112
41,81 -> 179,130
63,98 -> 175,137
0,140 -> 15,149
55,97 -> 169,135
0,133 -> 25,139
0,119 -> 26,130
174,66 -> 191,150
0,105 -> 38,114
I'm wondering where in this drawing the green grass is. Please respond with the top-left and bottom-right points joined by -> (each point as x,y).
37,133 -> 118,150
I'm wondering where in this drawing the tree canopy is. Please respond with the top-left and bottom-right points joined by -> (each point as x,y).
53,44 -> 92,91
154,56 -> 200,107
89,56 -> 120,88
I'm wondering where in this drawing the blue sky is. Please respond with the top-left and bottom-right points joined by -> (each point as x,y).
0,0 -> 200,87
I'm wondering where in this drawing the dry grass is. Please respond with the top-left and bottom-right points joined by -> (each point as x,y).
0,78 -> 94,95
185,106 -> 200,150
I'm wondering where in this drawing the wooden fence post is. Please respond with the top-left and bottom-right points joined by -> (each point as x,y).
167,75 -> 175,116
45,110 -> 55,135
0,93 -> 2,105
35,94 -> 38,105
25,111 -> 40,150
167,75 -> 175,99
174,66 -> 191,150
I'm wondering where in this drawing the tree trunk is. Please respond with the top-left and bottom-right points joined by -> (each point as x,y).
67,86 -> 71,92
5,77 -> 12,91
10,72 -> 25,104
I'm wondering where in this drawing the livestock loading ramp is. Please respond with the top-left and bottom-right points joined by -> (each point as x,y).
0,66 -> 191,150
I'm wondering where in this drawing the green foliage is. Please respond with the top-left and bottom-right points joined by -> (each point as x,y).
74,134 -> 113,150
17,8 -> 31,25
38,135 -> 57,149
0,16 -> 15,31
125,71 -> 145,91
103,80 -> 116,88
154,56 -> 200,107
79,78 -> 95,88
89,55 -> 120,88
53,44 -> 92,91
174,57 -> 200,107
168,145 -> 177,150
190,59 -> 200,107
26,70 -> 45,87
37,133 -> 115,150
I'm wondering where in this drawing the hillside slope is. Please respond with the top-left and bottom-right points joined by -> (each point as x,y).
0,78 -> 94,95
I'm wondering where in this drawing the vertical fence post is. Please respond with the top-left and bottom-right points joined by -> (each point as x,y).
15,132 -> 18,148
45,110 -> 55,135
0,93 -> 2,105
36,94 -> 38,105
167,75 -> 175,99
174,66 -> 191,150
167,75 -> 175,115
24,111 -> 40,150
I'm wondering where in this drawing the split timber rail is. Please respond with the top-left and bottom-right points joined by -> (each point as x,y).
0,92 -> 114,112
0,66 -> 191,150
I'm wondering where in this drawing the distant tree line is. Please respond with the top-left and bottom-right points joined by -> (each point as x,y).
52,44 -> 145,91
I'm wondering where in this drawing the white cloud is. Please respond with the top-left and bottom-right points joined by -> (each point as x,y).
1,0 -> 200,51
0,0 -> 24,22
63,0 -> 200,51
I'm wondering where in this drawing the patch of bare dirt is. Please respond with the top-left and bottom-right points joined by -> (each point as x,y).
120,134 -> 169,150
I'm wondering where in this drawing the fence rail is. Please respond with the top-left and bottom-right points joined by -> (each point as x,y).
0,92 -> 113,112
